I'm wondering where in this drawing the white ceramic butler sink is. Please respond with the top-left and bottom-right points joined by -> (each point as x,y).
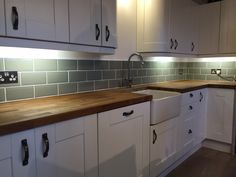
134,90 -> 181,124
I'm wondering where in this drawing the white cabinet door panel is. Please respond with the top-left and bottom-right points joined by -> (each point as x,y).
198,2 -> 220,55
150,118 -> 178,177
0,159 -> 12,177
207,89 -> 234,143
35,125 -> 56,177
55,114 -> 98,177
137,0 -> 171,52
220,0 -> 236,53
12,130 -> 36,177
98,102 -> 150,177
5,0 -> 26,37
25,0 -> 55,41
0,135 -> 11,160
69,0 -> 101,45
0,0 -> 5,36
55,0 -> 69,42
102,0 -> 117,47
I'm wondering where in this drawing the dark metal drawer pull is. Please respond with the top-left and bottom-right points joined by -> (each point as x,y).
42,133 -> 49,158
188,129 -> 193,134
21,139 -> 29,166
11,6 -> 19,30
200,92 -> 203,102
123,110 -> 134,117
153,129 -> 157,144
189,105 -> 193,110
189,93 -> 193,98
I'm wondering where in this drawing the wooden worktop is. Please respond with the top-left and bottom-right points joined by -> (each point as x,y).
0,90 -> 152,136
1,80 -> 236,136
147,80 -> 236,93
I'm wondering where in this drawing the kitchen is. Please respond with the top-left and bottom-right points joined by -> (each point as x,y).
0,0 -> 236,177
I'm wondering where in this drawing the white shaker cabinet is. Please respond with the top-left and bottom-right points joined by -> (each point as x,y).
0,136 -> 12,177
198,2 -> 220,55
207,88 -> 234,144
11,130 -> 36,177
0,0 -> 5,36
98,102 -> 150,177
150,118 -> 178,177
102,0 -> 117,47
55,114 -> 98,177
220,0 -> 236,54
170,0 -> 199,54
137,0 -> 171,53
35,125 -> 56,177
5,0 -> 68,42
69,0 -> 117,48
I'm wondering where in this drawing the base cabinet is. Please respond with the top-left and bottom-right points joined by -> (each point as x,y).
98,102 -> 150,177
207,88 -> 234,144
150,118 -> 178,177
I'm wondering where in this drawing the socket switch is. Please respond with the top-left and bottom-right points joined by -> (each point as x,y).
0,71 -> 18,84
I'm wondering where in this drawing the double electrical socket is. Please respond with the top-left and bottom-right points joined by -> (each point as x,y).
211,69 -> 221,75
0,71 -> 18,84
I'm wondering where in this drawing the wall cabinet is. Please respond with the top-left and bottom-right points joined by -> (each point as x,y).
137,0 -> 171,53
207,88 -> 234,144
98,102 -> 150,177
137,0 -> 199,54
170,0 -> 199,54
219,0 -> 236,54
150,118 -> 178,177
0,0 -> 5,36
69,0 -> 117,48
5,0 -> 68,42
198,2 -> 220,55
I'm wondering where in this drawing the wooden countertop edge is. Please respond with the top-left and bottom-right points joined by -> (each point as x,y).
0,94 -> 152,136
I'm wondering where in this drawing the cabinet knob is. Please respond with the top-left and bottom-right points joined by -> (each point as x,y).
123,110 -> 134,117
189,105 -> 193,110
21,139 -> 29,166
105,26 -> 110,42
42,133 -> 50,158
189,93 -> 193,98
95,24 -> 100,41
188,129 -> 193,134
11,6 -> 19,30
153,129 -> 157,144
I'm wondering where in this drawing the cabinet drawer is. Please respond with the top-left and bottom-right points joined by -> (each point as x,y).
181,91 -> 197,105
0,136 -> 11,160
55,114 -> 96,142
101,102 -> 150,125
0,159 -> 12,177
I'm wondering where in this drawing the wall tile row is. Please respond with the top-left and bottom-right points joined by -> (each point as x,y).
0,58 -> 192,103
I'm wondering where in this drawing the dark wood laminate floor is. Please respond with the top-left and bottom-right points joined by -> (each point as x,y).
166,148 -> 236,177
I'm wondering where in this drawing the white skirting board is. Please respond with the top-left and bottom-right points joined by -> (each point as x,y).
202,139 -> 232,153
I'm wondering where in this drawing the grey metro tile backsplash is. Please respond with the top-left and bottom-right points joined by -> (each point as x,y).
7,59 -> 236,103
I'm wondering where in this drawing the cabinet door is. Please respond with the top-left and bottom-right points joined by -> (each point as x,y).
170,0 -> 199,54
0,159 -> 12,177
137,0 -> 171,52
54,0 -> 69,42
207,89 -> 234,144
35,125 -> 56,177
98,102 -> 150,177
12,130 -> 36,177
25,0 -> 55,41
102,0 -> 117,48
55,114 -> 98,177
220,0 -> 236,53
150,118 -> 178,177
69,0 -> 101,46
0,0 -> 5,36
5,0 -> 26,37
198,2 -> 220,55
